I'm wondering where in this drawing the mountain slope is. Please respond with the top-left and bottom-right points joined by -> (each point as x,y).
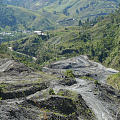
1,0 -> 120,32
11,8 -> 120,71
0,4 -> 56,31
4,0 -> 120,20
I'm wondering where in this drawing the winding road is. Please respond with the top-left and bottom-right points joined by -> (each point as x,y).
50,56 -> 119,120
69,78 -> 113,120
8,47 -> 37,61
54,78 -> 114,120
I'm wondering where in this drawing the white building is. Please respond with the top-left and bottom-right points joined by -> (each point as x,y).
34,31 -> 47,36
34,31 -> 42,35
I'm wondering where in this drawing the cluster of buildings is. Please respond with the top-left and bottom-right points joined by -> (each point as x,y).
0,32 -> 14,36
0,30 -> 47,38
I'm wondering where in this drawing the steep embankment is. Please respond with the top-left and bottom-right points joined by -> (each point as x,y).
44,55 -> 120,120
0,53 -> 119,119
0,58 -> 96,120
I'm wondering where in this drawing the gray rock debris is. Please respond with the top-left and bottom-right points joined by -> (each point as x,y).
0,58 -> 31,76
43,55 -> 119,82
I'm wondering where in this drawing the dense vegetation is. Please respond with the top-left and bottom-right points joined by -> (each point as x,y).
0,3 -> 55,31
3,0 -> 120,20
107,72 -> 120,90
0,0 -> 120,32
11,9 -> 120,70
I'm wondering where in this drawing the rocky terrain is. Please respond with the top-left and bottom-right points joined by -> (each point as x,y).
43,55 -> 119,82
44,55 -> 120,120
0,56 -> 120,120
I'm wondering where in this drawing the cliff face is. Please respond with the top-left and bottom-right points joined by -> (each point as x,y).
0,57 -> 120,120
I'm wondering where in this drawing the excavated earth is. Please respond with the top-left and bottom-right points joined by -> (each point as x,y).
0,56 -> 120,120
43,55 -> 120,120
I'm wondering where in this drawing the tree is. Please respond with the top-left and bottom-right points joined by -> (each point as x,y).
49,88 -> 55,95
76,9 -> 79,14
0,0 -> 4,5
79,20 -> 82,26
64,70 -> 75,79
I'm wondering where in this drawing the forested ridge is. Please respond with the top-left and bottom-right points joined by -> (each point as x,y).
0,2 -> 55,31
10,9 -> 120,70
0,0 -> 120,31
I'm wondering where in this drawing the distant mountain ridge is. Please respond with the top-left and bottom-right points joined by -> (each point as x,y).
0,4 -> 56,31
4,0 -> 120,20
11,8 -> 120,71
0,0 -> 120,31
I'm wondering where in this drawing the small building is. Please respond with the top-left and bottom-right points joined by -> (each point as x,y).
34,31 -> 42,35
34,31 -> 47,36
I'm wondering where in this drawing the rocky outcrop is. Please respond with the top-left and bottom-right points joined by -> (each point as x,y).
0,101 -> 42,120
43,55 -> 119,82
1,82 -> 49,100
59,77 -> 77,86
0,56 -> 119,120
28,96 -> 76,115
26,90 -> 95,120
0,58 -> 31,76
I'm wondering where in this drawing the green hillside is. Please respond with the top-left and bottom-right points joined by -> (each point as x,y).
4,0 -> 120,21
11,9 -> 120,71
1,0 -> 120,32
9,8 -> 120,89
0,4 -> 56,31
39,0 -> 119,20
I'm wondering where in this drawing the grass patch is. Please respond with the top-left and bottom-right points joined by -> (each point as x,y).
0,84 -> 8,93
49,88 -> 55,95
79,76 -> 95,81
107,72 -> 120,90
64,70 -> 75,79
57,89 -> 78,101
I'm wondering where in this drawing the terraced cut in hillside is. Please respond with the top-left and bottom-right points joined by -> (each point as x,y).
0,56 -> 120,120
44,55 -> 120,120
0,58 -> 94,120
0,1 -> 120,119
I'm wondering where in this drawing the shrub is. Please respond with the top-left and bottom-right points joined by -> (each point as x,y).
0,86 -> 3,94
107,72 -> 120,90
0,84 -> 7,94
49,88 -> 55,95
94,80 -> 99,85
0,86 -> 3,100
0,97 -> 2,100
64,70 -> 75,79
